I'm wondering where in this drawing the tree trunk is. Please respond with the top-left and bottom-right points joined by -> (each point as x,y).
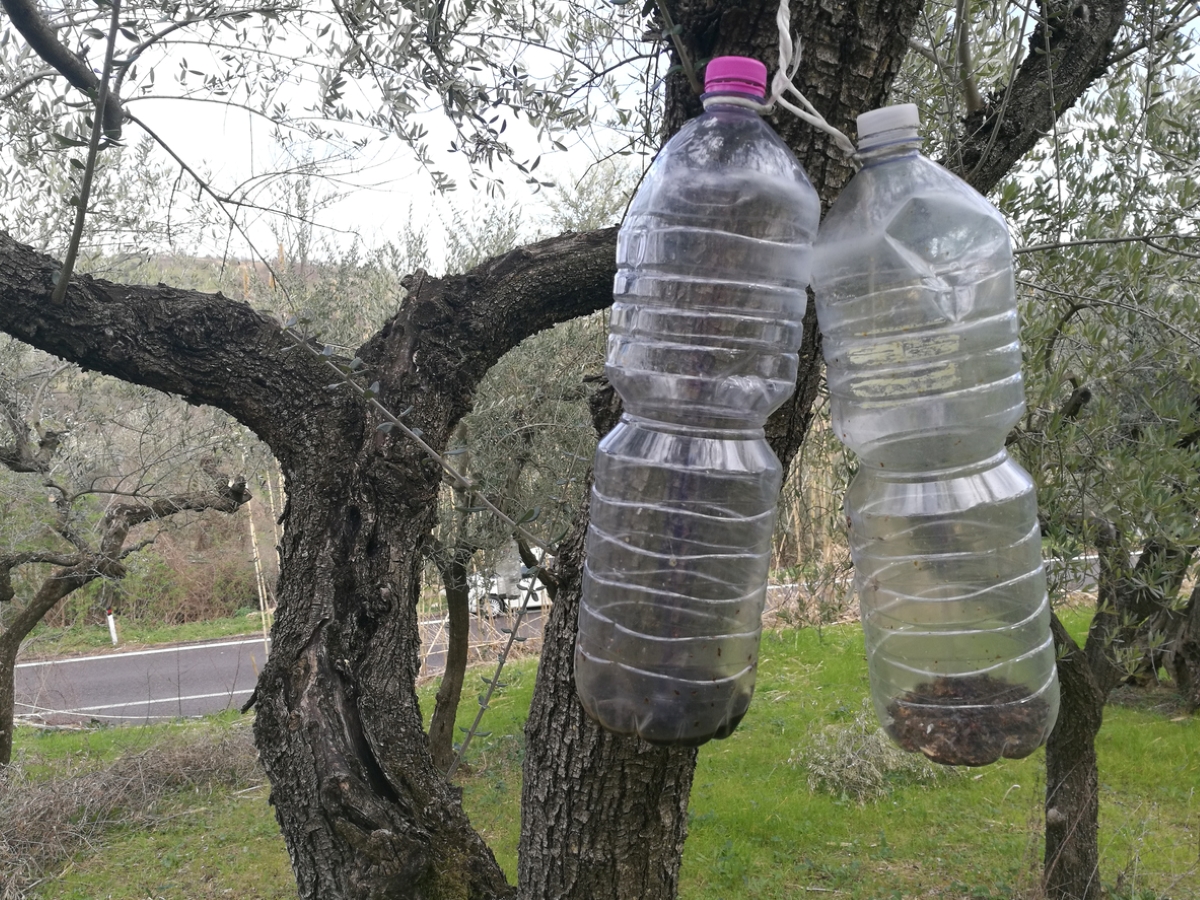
1171,581 -> 1200,712
1,564 -> 103,765
1044,613 -> 1105,900
1042,517 -> 1194,898
519,492 -> 698,900
0,635 -> 19,765
430,541 -> 474,772
251,461 -> 516,899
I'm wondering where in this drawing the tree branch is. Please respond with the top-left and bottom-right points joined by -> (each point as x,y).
0,229 -> 344,467
955,0 -> 985,113
956,0 -> 1128,193
0,0 -> 125,137
1015,233 -> 1200,254
0,67 -> 56,103
0,551 -> 83,603
99,462 -> 251,559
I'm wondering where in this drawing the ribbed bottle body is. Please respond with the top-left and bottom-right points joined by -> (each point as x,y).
848,454 -> 1057,765
577,420 -> 783,745
812,141 -> 1058,765
576,102 -> 819,746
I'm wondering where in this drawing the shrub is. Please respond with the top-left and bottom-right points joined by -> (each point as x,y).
790,700 -> 963,804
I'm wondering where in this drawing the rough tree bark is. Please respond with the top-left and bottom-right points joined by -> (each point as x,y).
0,0 -> 1137,893
1041,514 -> 1193,899
1044,613 -> 1104,900
1172,582 -> 1200,712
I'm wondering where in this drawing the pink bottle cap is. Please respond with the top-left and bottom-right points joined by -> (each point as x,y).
704,57 -> 768,99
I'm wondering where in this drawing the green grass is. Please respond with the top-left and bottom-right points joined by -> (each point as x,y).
10,611 -> 1198,899
19,612 -> 271,659
447,609 -> 1198,899
6,712 -> 293,899
49,793 -> 293,900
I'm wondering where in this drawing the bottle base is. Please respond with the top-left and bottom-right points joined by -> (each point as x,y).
882,673 -> 1054,766
574,651 -> 754,747
578,700 -> 748,748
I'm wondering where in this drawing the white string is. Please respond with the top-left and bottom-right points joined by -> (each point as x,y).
765,0 -> 857,156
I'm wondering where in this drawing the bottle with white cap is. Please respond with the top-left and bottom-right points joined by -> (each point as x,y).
574,56 -> 820,746
811,103 -> 1059,766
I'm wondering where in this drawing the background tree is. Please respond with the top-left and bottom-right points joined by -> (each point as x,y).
0,0 -> 1185,899
0,339 -> 253,764
1004,69 -> 1200,898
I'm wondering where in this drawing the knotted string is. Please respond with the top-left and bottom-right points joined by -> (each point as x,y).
767,0 -> 857,155
699,0 -> 857,157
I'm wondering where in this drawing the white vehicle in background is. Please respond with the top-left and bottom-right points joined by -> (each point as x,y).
466,545 -> 552,615
466,570 -> 548,616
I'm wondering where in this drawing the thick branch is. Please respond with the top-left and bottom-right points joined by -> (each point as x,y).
360,228 -> 618,416
0,230 -> 351,469
957,0 -> 1128,192
0,424 -> 60,474
0,551 -> 83,603
0,0 -> 125,136
99,474 -> 252,558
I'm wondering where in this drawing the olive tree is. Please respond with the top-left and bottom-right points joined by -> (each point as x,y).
0,0 -> 1161,896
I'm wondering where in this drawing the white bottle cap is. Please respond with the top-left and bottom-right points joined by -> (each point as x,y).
856,104 -> 920,142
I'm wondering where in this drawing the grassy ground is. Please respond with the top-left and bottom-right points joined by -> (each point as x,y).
18,613 -> 271,660
3,713 -> 293,900
6,611 -> 1197,899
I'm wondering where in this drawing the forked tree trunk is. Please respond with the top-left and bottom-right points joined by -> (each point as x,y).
251,463 -> 516,898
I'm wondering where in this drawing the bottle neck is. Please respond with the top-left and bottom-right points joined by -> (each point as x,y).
700,92 -> 766,114
856,132 -> 922,164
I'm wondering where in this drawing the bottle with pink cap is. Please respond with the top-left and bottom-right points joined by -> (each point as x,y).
811,104 -> 1059,765
574,56 -> 819,746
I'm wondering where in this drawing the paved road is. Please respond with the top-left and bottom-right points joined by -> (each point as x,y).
15,637 -> 271,725
14,610 -> 548,726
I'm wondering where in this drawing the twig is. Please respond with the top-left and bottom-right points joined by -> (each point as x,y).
1017,278 -> 1200,350
124,112 -> 291,303
955,0 -> 984,113
1015,233 -> 1200,254
654,0 -> 702,96
0,67 -> 56,103
1108,3 -> 1200,65
50,0 -> 121,304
